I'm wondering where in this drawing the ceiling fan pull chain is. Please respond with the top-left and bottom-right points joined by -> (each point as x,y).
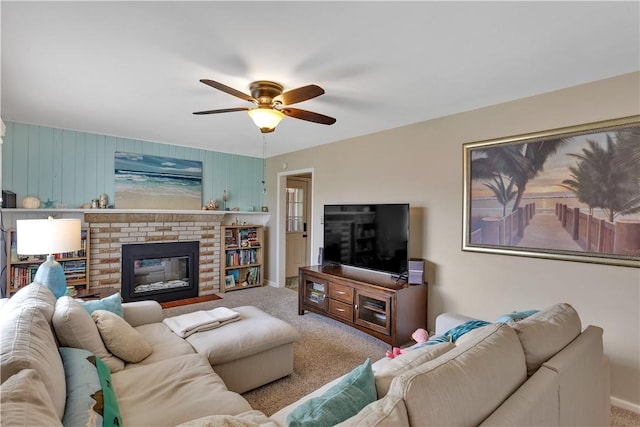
262,134 -> 267,195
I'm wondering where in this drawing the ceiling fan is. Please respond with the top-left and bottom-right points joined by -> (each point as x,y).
193,79 -> 336,133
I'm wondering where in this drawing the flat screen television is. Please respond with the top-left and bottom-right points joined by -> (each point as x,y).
323,203 -> 409,276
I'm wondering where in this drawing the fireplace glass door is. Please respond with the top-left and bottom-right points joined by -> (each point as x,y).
133,256 -> 190,293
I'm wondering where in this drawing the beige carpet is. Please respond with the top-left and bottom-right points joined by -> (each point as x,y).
163,286 -> 640,424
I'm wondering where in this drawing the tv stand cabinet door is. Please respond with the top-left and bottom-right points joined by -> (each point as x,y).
354,290 -> 391,336
299,270 -> 328,314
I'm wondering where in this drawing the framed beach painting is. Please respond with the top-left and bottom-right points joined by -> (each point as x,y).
115,152 -> 202,210
462,116 -> 640,268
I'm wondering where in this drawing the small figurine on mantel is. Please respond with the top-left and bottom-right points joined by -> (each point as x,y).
202,199 -> 219,210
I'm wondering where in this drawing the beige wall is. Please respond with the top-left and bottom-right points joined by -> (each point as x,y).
266,72 -> 640,408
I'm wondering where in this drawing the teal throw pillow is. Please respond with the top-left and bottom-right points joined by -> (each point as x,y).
287,359 -> 376,427
59,347 -> 123,427
81,292 -> 123,317
495,310 -> 539,323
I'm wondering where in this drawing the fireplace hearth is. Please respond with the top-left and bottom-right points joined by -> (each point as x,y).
121,241 -> 199,303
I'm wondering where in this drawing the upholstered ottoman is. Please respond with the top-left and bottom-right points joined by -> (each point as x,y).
184,305 -> 300,393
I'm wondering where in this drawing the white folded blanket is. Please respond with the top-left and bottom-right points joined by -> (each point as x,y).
163,307 -> 241,338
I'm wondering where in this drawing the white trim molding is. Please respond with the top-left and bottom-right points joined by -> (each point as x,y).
611,396 -> 640,414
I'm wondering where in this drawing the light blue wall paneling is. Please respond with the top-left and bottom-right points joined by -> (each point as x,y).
2,122 -> 265,210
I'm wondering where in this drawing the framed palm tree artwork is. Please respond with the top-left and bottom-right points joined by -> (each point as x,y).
462,115 -> 639,267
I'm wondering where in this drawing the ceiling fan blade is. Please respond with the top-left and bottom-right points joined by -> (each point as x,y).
274,85 -> 325,106
200,79 -> 256,103
281,107 -> 336,125
193,107 -> 250,115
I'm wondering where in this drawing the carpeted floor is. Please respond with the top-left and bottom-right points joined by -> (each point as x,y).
163,286 -> 640,424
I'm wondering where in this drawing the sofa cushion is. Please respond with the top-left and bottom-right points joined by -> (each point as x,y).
509,303 -> 581,376
0,284 -> 67,419
373,341 -> 454,397
387,323 -> 527,427
335,395 -> 409,427
112,353 -> 252,426
1,282 -> 57,313
130,322 -> 196,366
286,359 -> 377,427
81,292 -> 124,317
59,347 -> 122,427
176,410 -> 279,427
92,309 -> 153,363
186,306 -> 300,365
52,296 -> 125,372
0,368 -> 62,427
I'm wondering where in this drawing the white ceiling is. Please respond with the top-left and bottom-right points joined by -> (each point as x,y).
2,1 -> 639,158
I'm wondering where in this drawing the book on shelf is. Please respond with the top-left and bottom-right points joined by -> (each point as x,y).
10,265 -> 39,289
239,228 -> 250,247
226,249 -> 257,267
247,228 -> 259,246
225,229 -> 238,248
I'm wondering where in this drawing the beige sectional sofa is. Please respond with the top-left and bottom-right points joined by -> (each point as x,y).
1,282 -> 609,427
0,283 -> 293,426
271,302 -> 610,426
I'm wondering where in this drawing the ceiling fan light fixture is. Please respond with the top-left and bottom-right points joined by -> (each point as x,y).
248,108 -> 285,133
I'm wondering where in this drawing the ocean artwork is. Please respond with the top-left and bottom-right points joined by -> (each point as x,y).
463,116 -> 640,267
114,152 -> 202,209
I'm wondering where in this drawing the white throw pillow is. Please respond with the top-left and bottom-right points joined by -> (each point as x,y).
372,341 -> 455,398
92,309 -> 153,363
52,296 -> 125,372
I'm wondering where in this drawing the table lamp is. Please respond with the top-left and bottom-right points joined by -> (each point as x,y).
16,216 -> 82,298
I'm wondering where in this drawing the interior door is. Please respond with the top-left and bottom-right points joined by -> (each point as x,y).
286,177 -> 310,278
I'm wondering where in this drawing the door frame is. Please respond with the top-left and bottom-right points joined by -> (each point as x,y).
276,168 -> 314,288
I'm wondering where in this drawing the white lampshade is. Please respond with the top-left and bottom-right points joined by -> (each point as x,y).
16,217 -> 82,255
248,108 -> 285,133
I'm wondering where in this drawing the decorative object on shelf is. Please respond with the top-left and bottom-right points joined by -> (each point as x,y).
2,190 -> 16,208
203,199 -> 219,210
193,79 -> 336,133
222,190 -> 229,210
16,216 -> 82,298
261,206 -> 269,212
463,115 -> 640,268
99,193 -> 109,209
225,275 -> 235,287
21,196 -> 41,209
42,198 -> 56,208
91,199 -> 99,209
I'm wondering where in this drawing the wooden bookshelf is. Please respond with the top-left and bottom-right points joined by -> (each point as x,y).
220,225 -> 264,292
5,228 -> 90,297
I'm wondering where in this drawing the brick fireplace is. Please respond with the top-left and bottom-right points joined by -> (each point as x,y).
84,212 -> 224,297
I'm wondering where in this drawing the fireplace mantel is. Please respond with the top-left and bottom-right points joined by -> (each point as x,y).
1,209 -> 270,227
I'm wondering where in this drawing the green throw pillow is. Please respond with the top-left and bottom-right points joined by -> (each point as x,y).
287,359 -> 376,427
59,347 -> 123,427
81,292 -> 123,317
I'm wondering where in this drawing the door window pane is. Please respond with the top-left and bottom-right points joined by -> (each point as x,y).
286,187 -> 304,232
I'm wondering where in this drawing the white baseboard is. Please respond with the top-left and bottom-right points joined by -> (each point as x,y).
611,396 -> 640,413
265,280 -> 281,288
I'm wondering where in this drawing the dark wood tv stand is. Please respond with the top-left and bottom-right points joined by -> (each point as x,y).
298,265 -> 427,347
